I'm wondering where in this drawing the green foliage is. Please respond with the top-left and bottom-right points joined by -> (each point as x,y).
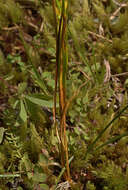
96,161 -> 128,190
0,0 -> 128,189
0,128 -> 5,144
86,181 -> 96,190
0,0 -> 23,27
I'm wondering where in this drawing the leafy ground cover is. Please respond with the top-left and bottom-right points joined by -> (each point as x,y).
0,0 -> 128,189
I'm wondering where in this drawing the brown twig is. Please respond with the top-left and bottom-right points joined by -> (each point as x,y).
104,59 -> 111,83
60,81 -> 88,136
110,2 -> 127,20
111,72 -> 128,77
87,31 -> 112,43
2,26 -> 19,31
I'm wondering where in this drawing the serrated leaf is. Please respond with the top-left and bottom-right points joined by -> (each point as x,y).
20,100 -> 27,122
25,95 -> 56,108
0,127 -> 5,144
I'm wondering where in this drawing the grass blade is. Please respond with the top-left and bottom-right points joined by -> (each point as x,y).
85,104 -> 128,158
20,99 -> 27,123
95,132 -> 128,152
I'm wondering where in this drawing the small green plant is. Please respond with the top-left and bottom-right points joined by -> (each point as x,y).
52,0 -> 71,181
0,0 -> 128,189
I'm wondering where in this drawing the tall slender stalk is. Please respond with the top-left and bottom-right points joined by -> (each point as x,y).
52,0 -> 70,181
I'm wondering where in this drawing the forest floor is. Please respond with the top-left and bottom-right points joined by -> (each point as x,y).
0,0 -> 128,190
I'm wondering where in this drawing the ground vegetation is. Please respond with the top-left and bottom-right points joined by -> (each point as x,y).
0,0 -> 128,189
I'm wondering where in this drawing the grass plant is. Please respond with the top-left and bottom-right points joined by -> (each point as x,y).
0,0 -> 128,189
52,0 -> 70,181
52,0 -> 128,184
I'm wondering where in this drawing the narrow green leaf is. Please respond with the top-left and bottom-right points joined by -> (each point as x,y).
55,156 -> 74,186
56,0 -> 61,10
0,127 -> 5,144
20,99 -> 27,122
0,174 -> 20,178
31,66 -> 50,95
85,105 -> 128,158
25,95 -> 57,108
95,132 -> 128,151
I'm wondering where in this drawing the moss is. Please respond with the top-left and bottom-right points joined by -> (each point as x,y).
96,161 -> 128,190
0,0 -> 24,26
0,0 -> 128,189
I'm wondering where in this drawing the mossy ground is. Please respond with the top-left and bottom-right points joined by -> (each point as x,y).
0,0 -> 128,189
